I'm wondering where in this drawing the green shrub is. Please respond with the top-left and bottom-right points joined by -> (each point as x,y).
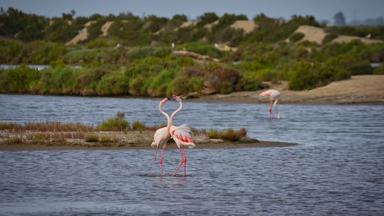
85,38 -> 114,48
0,40 -> 24,63
129,76 -> 146,96
98,117 -> 130,131
127,46 -> 172,59
172,75 -> 204,95
132,121 -> 146,131
182,42 -> 223,59
322,33 -> 338,44
288,61 -> 351,90
63,48 -> 99,64
237,72 -> 264,91
96,71 -> 129,96
148,69 -> 175,96
197,12 -> 219,26
289,32 -> 305,43
288,62 -> 319,90
348,62 -> 373,75
0,65 -> 40,92
373,64 -> 384,74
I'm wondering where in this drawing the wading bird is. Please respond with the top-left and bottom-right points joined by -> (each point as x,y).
151,97 -> 171,175
169,95 -> 196,176
259,89 -> 281,118
151,96 -> 195,176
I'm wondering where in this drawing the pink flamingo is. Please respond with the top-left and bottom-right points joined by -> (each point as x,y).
151,96 -> 195,176
259,89 -> 281,118
151,97 -> 171,175
169,95 -> 196,176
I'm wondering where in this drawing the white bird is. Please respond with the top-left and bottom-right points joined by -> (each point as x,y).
259,89 -> 281,119
151,97 -> 171,175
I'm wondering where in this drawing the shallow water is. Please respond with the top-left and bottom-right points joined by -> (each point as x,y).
0,94 -> 384,215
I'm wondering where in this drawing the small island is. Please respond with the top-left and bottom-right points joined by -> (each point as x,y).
0,114 -> 296,151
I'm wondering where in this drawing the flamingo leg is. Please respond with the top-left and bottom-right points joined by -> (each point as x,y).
153,145 -> 160,161
275,100 -> 280,119
159,143 -> 167,176
268,99 -> 273,119
182,146 -> 187,177
173,147 -> 184,176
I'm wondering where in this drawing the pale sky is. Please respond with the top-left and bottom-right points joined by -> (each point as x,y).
1,0 -> 383,21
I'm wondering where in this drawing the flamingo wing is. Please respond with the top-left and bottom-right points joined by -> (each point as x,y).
170,124 -> 196,148
259,89 -> 280,99
151,127 -> 169,148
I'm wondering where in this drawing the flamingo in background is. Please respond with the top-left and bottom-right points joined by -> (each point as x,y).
151,96 -> 195,176
259,89 -> 281,118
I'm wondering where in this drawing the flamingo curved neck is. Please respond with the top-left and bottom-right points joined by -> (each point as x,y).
159,103 -> 172,132
171,100 -> 182,120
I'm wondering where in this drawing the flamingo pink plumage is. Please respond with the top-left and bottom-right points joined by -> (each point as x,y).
169,95 -> 195,176
259,89 -> 281,118
151,96 -> 195,176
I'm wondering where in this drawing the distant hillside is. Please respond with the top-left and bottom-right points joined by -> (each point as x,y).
1,8 -> 384,99
1,7 -> 384,45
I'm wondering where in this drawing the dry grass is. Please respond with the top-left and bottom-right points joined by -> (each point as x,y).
206,128 -> 247,141
98,135 -> 117,143
85,133 -> 99,142
0,122 -> 94,132
24,122 -> 94,132
0,122 -> 23,131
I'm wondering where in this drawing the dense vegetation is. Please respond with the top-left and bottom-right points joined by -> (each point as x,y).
1,8 -> 383,96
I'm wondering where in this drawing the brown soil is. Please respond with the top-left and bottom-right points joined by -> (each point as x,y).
194,75 -> 384,104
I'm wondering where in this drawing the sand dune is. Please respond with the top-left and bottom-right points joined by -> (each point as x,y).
230,20 -> 257,33
66,21 -> 96,46
294,25 -> 327,44
294,25 -> 382,45
101,21 -> 114,37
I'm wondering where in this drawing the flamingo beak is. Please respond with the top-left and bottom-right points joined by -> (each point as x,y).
172,95 -> 180,101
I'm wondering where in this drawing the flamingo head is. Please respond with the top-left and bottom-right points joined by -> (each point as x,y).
160,97 -> 169,105
172,95 -> 182,102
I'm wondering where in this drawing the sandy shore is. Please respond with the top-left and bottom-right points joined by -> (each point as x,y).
193,75 -> 384,104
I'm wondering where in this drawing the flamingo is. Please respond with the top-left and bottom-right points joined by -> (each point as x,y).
151,96 -> 195,176
169,95 -> 196,176
259,89 -> 281,118
151,97 -> 171,175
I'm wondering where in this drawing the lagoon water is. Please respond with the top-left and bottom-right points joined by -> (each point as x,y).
0,94 -> 384,215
